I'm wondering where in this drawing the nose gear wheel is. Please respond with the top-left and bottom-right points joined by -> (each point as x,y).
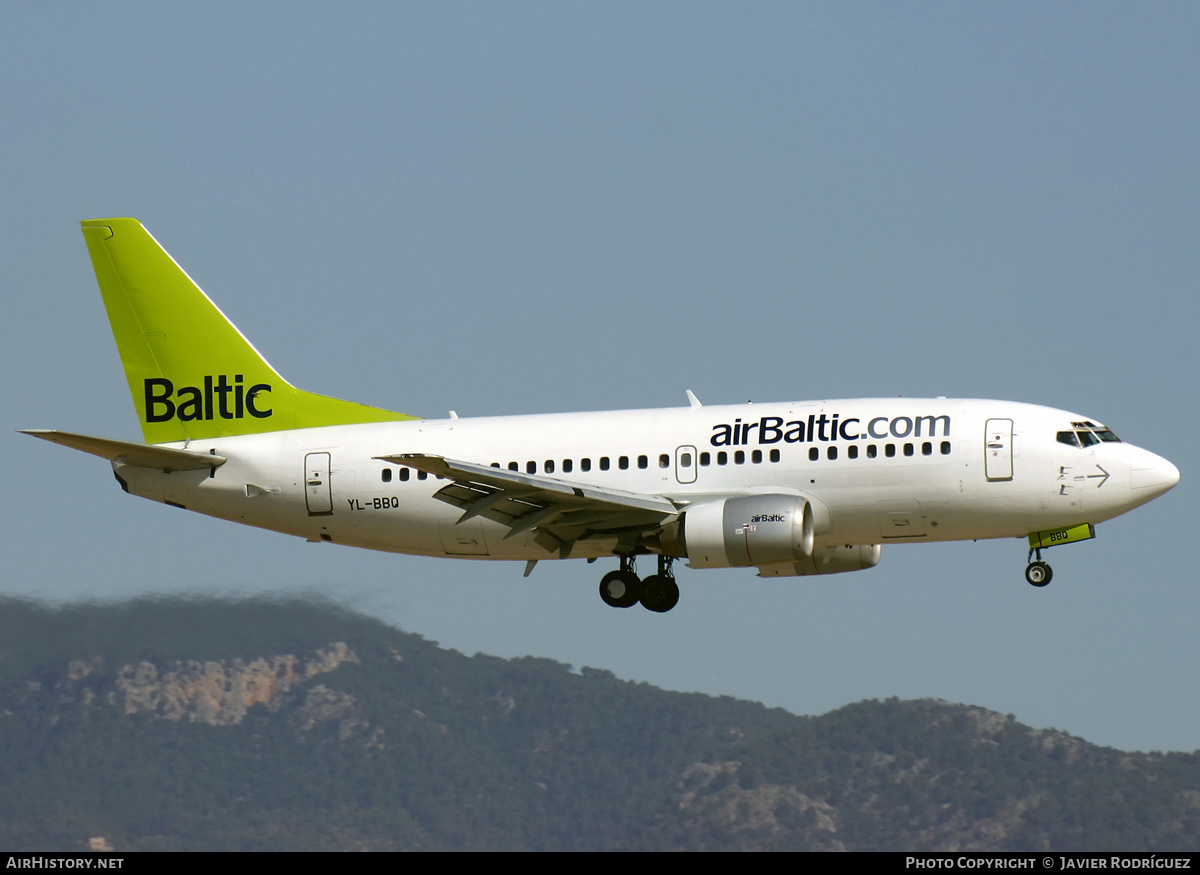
1024,546 -> 1053,587
1025,561 -> 1052,587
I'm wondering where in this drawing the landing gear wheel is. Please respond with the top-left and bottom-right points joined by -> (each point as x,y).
640,574 -> 680,613
1025,561 -> 1052,587
599,570 -> 642,608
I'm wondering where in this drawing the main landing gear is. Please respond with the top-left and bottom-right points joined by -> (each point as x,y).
1024,547 -> 1053,588
599,556 -> 680,613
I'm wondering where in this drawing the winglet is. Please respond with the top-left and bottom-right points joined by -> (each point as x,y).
686,389 -> 702,408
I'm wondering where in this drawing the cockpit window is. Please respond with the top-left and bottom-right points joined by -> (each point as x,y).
1058,425 -> 1121,448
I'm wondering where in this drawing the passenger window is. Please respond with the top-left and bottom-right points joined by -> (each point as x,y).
940,441 -> 951,455
545,460 -> 555,474
885,444 -> 896,458
600,457 -> 610,471
660,453 -> 671,468
809,447 -> 819,461
381,469 -> 392,482
734,450 -> 745,464
490,462 -> 500,468
922,442 -> 932,456
904,443 -> 914,457
769,449 -> 780,462
677,453 -> 690,468
508,462 -> 518,471
717,451 -> 728,465
563,459 -> 573,473
637,455 -> 648,469
866,445 -> 877,459
418,470 -> 428,481
400,468 -> 410,482
752,449 -> 762,463
827,446 -> 837,460
699,452 -> 711,466
527,461 -> 537,474
619,456 -> 629,470
848,445 -> 858,459
581,458 -> 592,472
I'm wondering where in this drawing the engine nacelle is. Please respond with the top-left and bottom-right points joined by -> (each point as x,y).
682,494 -> 815,569
755,544 -> 882,577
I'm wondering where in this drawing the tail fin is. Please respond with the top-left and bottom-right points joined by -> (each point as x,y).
81,219 -> 418,444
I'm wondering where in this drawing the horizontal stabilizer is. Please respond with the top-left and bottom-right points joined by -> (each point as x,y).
20,429 -> 226,471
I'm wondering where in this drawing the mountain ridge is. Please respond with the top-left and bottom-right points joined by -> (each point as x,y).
1,596 -> 1195,851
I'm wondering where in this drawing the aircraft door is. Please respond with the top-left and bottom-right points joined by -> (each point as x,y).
675,445 -> 698,484
984,419 -> 1013,481
305,452 -> 333,515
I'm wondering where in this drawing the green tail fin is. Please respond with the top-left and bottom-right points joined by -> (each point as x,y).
81,218 -> 418,444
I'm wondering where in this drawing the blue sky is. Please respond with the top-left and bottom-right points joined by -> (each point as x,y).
3,1 -> 1197,752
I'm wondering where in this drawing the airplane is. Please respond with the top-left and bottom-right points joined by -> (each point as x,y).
23,218 -> 1180,613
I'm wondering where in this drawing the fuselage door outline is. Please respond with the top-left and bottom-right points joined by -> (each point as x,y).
985,418 -> 1014,482
305,452 -> 334,515
675,445 -> 698,484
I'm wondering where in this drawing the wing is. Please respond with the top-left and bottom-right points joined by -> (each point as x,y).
374,452 -> 681,555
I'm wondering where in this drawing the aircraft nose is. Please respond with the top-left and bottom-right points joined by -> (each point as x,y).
1130,450 -> 1180,500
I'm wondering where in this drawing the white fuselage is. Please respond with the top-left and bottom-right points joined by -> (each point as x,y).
111,397 -> 1179,568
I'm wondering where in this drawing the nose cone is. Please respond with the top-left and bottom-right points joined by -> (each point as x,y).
1130,450 -> 1180,502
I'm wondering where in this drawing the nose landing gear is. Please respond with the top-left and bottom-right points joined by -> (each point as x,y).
1025,560 -> 1052,587
1024,547 -> 1053,587
599,555 -> 680,612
